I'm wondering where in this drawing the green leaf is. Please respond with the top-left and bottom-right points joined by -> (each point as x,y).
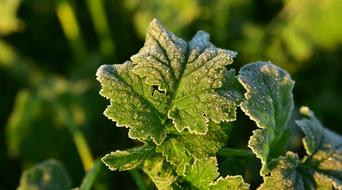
156,122 -> 228,175
259,107 -> 342,190
160,28 -> 236,134
102,144 -> 154,171
238,61 -> 295,174
184,158 -> 219,189
97,19 -> 238,145
17,159 -> 72,190
184,157 -> 249,190
296,107 -> 342,190
142,155 -> 177,190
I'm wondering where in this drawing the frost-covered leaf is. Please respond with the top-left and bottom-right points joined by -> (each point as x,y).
97,19 -> 238,145
156,122 -> 228,175
184,157 -> 249,190
102,144 -> 154,171
142,155 -> 177,190
258,152 -> 305,190
238,61 -> 294,174
97,19 -> 247,189
296,107 -> 342,190
132,19 -> 237,134
259,107 -> 342,190
17,159 -> 71,190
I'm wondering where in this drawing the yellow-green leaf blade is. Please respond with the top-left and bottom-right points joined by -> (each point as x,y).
101,144 -> 154,171
142,155 -> 177,190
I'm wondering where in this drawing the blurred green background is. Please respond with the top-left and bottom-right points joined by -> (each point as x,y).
1,0 -> 342,189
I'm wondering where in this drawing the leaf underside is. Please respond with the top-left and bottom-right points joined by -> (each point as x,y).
238,61 -> 295,174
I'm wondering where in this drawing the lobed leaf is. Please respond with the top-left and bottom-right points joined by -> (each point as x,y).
17,159 -> 71,190
96,19 -> 239,146
97,19 -> 247,189
238,61 -> 295,174
102,144 -> 154,171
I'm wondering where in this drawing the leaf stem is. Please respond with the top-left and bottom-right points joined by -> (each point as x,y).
129,169 -> 148,190
59,105 -> 94,172
217,148 -> 254,157
80,159 -> 102,190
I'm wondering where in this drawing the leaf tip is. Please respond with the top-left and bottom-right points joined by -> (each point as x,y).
101,153 -> 118,171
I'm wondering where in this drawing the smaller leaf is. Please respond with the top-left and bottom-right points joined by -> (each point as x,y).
258,152 -> 305,190
17,159 -> 72,190
184,157 -> 219,189
296,106 -> 342,189
184,157 -> 249,190
259,107 -> 342,190
156,122 -> 228,175
238,61 -> 294,174
102,144 -> 154,171
297,106 -> 342,155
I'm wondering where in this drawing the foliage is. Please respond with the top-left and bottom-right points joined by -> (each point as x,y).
96,19 -> 342,189
1,0 -> 342,189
